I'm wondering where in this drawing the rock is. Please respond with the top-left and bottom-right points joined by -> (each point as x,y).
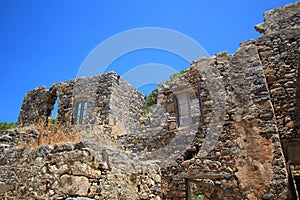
168,122 -> 177,130
0,135 -> 12,142
140,192 -> 148,199
66,197 -> 94,200
58,174 -> 90,196
71,162 -> 101,179
254,23 -> 266,33
181,160 -> 191,168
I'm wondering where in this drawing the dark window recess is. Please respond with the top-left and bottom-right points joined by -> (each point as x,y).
174,87 -> 203,128
295,176 -> 300,198
74,101 -> 88,124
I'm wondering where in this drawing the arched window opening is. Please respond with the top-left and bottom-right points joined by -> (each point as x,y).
50,91 -> 59,123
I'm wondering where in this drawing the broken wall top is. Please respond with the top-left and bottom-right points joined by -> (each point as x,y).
255,1 -> 300,34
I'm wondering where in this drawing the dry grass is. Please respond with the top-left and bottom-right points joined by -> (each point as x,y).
17,120 -> 82,148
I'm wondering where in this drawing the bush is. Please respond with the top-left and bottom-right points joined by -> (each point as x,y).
141,70 -> 187,116
0,122 -> 16,134
142,88 -> 158,116
165,69 -> 188,84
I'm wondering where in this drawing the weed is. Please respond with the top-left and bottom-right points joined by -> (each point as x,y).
17,120 -> 81,148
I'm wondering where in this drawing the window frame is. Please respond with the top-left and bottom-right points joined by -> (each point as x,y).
174,86 -> 203,128
74,100 -> 88,124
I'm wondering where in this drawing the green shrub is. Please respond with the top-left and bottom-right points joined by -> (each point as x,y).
49,118 -> 56,125
0,122 -> 16,134
165,69 -> 187,84
142,88 -> 158,116
141,70 -> 187,116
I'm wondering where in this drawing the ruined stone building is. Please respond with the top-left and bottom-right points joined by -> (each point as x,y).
0,2 -> 299,199
17,72 -> 144,143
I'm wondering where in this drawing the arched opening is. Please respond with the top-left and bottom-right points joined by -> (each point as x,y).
50,91 -> 59,124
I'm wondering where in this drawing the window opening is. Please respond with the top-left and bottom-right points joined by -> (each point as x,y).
74,101 -> 88,124
177,92 -> 192,127
175,88 -> 201,128
50,91 -> 59,124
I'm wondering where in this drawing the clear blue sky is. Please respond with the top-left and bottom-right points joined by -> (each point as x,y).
0,0 -> 297,123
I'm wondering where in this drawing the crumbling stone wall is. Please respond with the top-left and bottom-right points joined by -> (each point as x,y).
255,2 -> 300,139
112,2 -> 300,199
51,73 -> 116,142
8,1 -> 300,199
255,2 -> 300,34
17,72 -> 144,142
17,86 -> 57,126
123,41 -> 290,199
254,2 -> 300,198
109,77 -> 144,138
160,43 -> 288,199
0,141 -> 162,200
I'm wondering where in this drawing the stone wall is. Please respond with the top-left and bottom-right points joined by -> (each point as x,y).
255,1 -> 300,139
109,77 -> 144,138
8,1 -> 300,199
128,3 -> 300,198
17,72 -> 144,143
0,141 -> 162,200
53,73 -> 116,142
151,43 -> 288,199
160,2 -> 299,199
122,42 -> 291,198
17,86 -> 57,126
123,42 -> 290,199
255,2 -> 300,34
254,2 -> 300,198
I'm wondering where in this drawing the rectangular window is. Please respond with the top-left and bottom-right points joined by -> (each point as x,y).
175,90 -> 201,128
74,101 -> 88,124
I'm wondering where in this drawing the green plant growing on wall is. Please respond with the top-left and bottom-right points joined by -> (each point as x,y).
142,88 -> 158,116
0,122 -> 16,134
189,182 -> 205,200
49,118 -> 56,125
165,69 -> 188,84
141,69 -> 187,116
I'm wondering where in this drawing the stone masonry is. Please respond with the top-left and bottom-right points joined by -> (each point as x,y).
0,141 -> 162,199
1,2 -> 300,199
17,72 -> 144,143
